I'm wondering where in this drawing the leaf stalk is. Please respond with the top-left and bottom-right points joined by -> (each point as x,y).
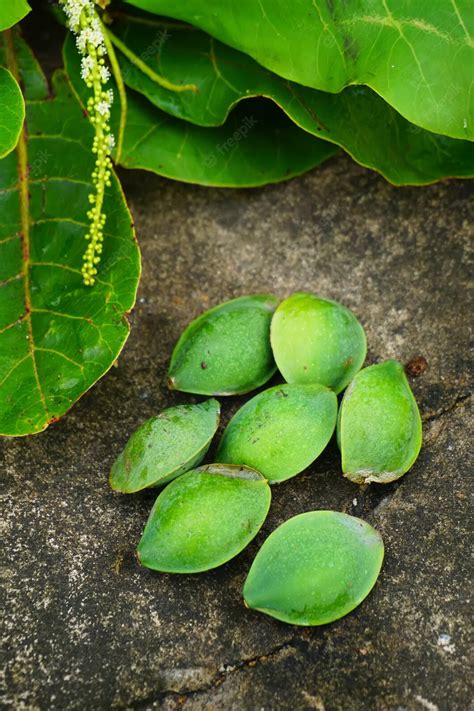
106,28 -> 197,94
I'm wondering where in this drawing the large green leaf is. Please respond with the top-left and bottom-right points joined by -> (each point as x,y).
125,0 -> 474,141
0,65 -> 24,158
0,0 -> 30,32
108,16 -> 474,185
63,34 -> 338,187
0,33 -> 140,436
119,94 -> 339,187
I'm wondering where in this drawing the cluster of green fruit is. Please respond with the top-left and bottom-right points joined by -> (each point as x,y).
110,293 -> 422,626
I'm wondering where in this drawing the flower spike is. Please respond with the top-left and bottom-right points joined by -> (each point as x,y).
60,0 -> 114,285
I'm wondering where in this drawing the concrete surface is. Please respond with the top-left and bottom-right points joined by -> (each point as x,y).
1,154 -> 473,711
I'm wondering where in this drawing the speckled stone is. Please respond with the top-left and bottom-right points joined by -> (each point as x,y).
1,153 -> 472,710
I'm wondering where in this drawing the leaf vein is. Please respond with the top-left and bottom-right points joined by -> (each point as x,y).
4,30 -> 49,420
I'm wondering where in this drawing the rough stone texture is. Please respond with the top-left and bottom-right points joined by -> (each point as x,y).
1,154 -> 473,711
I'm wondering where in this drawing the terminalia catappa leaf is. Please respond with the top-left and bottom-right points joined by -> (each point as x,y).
0,31 -> 140,436
125,0 -> 474,142
105,13 -> 474,185
63,33 -> 338,188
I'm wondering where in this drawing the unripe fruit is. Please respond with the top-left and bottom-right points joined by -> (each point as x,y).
168,294 -> 278,395
270,292 -> 366,393
338,360 -> 422,484
244,511 -> 384,625
216,383 -> 337,483
137,464 -> 271,573
110,399 -> 220,492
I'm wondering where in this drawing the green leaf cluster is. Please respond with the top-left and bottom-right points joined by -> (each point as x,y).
107,0 -> 473,185
63,30 -> 337,188
0,0 -> 472,436
126,0 -> 474,141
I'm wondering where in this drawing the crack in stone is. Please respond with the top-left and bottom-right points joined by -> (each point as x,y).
349,391 -> 472,520
126,639 -> 298,709
421,391 -> 472,424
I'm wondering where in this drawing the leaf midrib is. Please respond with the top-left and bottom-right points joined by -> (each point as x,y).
4,29 -> 48,419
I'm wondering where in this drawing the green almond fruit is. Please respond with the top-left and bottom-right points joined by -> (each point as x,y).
216,383 -> 337,483
168,294 -> 279,396
137,464 -> 271,573
243,511 -> 384,626
270,292 -> 367,393
338,360 -> 422,484
110,399 -> 220,493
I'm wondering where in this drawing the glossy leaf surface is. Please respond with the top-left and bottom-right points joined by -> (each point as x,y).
0,65 -> 24,158
244,511 -> 384,625
0,1 -> 31,31
216,383 -> 337,483
109,15 -> 474,185
338,360 -> 422,484
126,0 -> 474,141
137,464 -> 271,573
0,34 -> 140,435
63,34 -> 339,188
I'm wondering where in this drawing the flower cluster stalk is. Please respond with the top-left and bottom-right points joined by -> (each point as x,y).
60,0 -> 114,285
